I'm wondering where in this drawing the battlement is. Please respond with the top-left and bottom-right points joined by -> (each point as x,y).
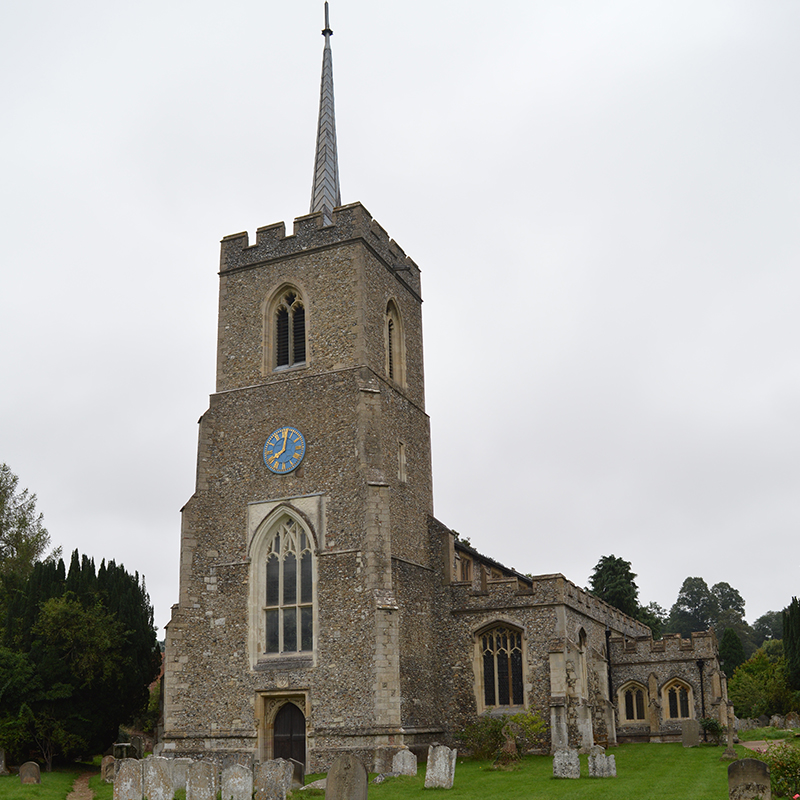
219,203 -> 421,288
609,630 -> 718,661
559,575 -> 651,636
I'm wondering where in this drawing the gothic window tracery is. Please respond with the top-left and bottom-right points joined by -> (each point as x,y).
663,679 -> 692,720
274,290 -> 306,369
619,681 -> 648,722
262,517 -> 314,654
480,625 -> 524,707
385,301 -> 405,386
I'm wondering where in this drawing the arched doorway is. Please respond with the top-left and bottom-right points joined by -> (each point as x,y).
274,702 -> 306,765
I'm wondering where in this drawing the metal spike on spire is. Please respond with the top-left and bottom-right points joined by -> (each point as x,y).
310,1 -> 341,224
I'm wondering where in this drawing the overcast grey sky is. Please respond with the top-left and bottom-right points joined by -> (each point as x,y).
2,1 -> 798,634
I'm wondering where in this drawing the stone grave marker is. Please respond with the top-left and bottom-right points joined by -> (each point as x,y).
143,756 -> 174,800
114,743 -> 134,761
424,745 -> 457,789
785,710 -> 800,729
757,714 -> 770,728
130,735 -> 143,759
392,748 -> 417,776
114,759 -> 143,800
288,758 -> 305,789
222,763 -> 253,800
769,714 -> 785,729
728,758 -> 771,800
254,759 -> 294,800
19,761 -> 41,784
587,745 -> 616,777
101,755 -> 116,783
552,748 -> 580,779
325,753 -> 368,800
682,718 -> 701,747
0,747 -> 9,776
170,757 -> 195,792
187,760 -> 217,800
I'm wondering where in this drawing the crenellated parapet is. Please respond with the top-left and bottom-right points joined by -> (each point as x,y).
219,203 -> 421,296
609,630 -> 719,664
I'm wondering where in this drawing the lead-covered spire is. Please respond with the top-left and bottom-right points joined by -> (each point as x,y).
310,2 -> 341,224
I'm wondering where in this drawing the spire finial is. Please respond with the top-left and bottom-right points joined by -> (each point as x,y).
310,1 -> 341,224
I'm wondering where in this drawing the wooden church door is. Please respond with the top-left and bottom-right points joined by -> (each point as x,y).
273,703 -> 305,765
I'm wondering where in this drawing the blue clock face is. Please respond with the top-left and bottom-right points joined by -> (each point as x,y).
263,426 -> 306,474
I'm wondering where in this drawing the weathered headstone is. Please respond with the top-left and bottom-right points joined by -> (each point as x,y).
552,748 -> 580,779
728,758 -> 771,800
254,758 -> 294,800
682,718 -> 701,747
587,745 -> 616,777
130,735 -> 144,760
325,754 -> 368,800
101,755 -> 116,783
114,743 -> 135,761
222,764 -> 253,800
19,761 -> 41,784
757,714 -> 770,728
288,758 -> 305,789
170,757 -> 195,792
114,759 -> 143,800
424,745 -> 457,789
0,747 -> 9,776
769,714 -> 785,729
187,760 -> 218,800
392,748 -> 417,776
143,756 -> 174,800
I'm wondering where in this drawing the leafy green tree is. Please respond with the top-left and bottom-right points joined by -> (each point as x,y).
0,464 -> 59,620
711,582 -> 745,617
753,611 -> 783,647
636,601 -> 668,639
1,550 -> 161,767
588,555 -> 639,618
728,641 -> 795,718
784,597 -> 800,691
666,577 -> 720,636
719,628 -> 746,675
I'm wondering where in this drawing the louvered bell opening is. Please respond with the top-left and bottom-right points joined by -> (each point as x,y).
293,306 -> 306,364
276,308 -> 289,366
387,318 -> 394,379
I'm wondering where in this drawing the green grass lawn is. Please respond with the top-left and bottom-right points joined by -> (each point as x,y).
0,742 -> 762,800
302,742 -> 757,800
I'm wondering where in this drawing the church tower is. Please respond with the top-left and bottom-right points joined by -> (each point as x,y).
162,5 -> 440,771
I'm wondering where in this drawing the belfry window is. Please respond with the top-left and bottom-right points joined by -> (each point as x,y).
481,625 -> 524,707
275,291 -> 306,368
263,518 -> 314,654
384,301 -> 405,386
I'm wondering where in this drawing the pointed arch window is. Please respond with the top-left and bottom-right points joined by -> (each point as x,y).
618,681 -> 648,723
663,679 -> 693,720
384,301 -> 405,387
480,625 -> 524,707
274,290 -> 306,369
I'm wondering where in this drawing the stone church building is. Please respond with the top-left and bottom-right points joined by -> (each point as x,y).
161,6 -> 730,772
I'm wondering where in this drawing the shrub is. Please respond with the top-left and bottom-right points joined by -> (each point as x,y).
455,710 -> 546,761
755,740 -> 800,798
699,717 -> 724,745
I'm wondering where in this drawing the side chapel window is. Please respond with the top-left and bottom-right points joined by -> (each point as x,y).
275,290 -> 306,368
264,518 -> 313,654
622,684 -> 647,721
481,625 -> 524,707
664,679 -> 692,720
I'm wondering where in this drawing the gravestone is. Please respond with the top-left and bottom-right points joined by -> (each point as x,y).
785,710 -> 800,729
19,761 -> 41,784
552,748 -> 580,779
187,760 -> 217,800
769,715 -> 785,729
757,714 -> 770,728
170,757 -> 195,791
114,759 -> 143,800
288,758 -> 305,789
682,719 -> 700,747
0,747 -> 9,776
728,758 -> 771,800
325,754 -> 368,800
222,764 -> 253,800
424,745 -> 457,789
114,743 -> 134,761
588,745 -> 616,777
254,759 -> 294,800
143,756 -> 174,800
392,748 -> 417,776
101,755 -> 116,783
130,735 -> 144,760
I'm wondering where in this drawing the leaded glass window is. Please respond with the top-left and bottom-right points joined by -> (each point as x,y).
665,682 -> 691,719
624,687 -> 646,721
264,518 -> 313,654
481,626 -> 524,707
275,291 -> 306,368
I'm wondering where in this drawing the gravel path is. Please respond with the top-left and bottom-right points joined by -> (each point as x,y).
66,772 -> 94,800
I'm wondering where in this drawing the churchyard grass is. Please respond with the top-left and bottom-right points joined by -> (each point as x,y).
303,742 -> 753,800
739,726 -> 799,741
0,767 -> 82,800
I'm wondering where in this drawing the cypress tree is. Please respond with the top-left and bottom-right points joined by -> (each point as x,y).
784,597 -> 800,691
